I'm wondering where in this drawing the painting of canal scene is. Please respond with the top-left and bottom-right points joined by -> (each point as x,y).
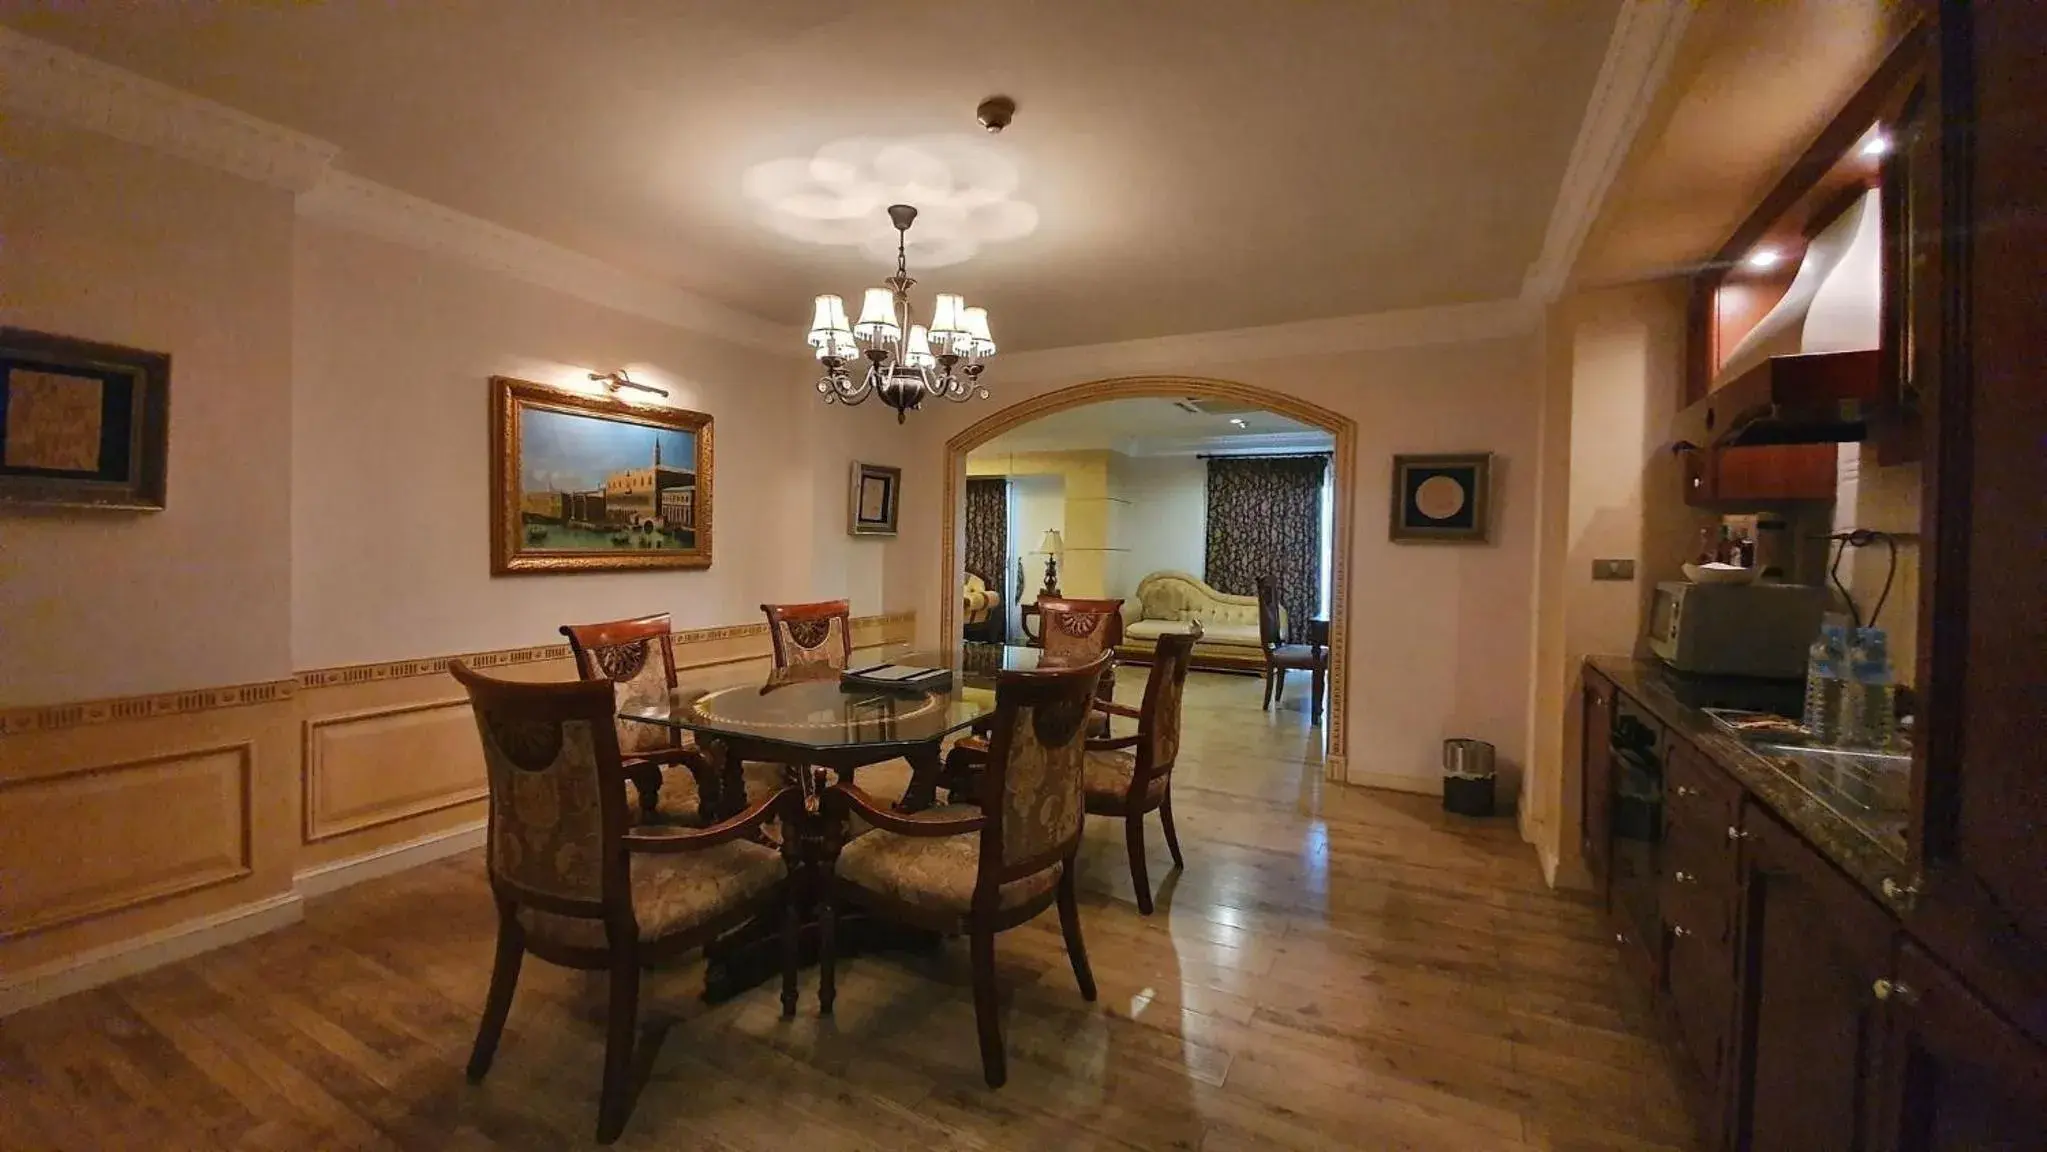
491,376 -> 713,573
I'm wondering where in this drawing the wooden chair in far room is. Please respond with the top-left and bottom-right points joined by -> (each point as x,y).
1256,576 -> 1327,724
1086,625 -> 1200,915
816,653 -> 1109,1088
762,599 -> 854,671
448,662 -> 799,1145
561,614 -> 716,825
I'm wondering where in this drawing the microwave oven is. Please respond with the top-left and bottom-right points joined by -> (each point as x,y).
1647,581 -> 1834,679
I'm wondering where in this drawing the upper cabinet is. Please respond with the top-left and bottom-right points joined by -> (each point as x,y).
1677,27 -> 1935,507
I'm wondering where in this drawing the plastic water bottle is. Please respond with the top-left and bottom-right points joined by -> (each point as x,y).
1802,620 -> 1849,745
1842,627 -> 1897,750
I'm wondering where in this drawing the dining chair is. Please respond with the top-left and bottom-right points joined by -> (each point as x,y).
1256,576 -> 1326,724
450,661 -> 799,1144
762,599 -> 855,671
561,614 -> 715,824
1085,626 -> 1201,915
817,652 -> 1109,1088
942,596 -> 1123,796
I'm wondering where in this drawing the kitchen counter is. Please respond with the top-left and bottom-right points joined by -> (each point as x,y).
1586,656 -> 1911,903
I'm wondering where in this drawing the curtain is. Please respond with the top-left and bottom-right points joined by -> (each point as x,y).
964,477 -> 1008,637
1204,455 -> 1328,642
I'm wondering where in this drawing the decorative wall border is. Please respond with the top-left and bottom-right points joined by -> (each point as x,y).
0,611 -> 917,735
940,377 -> 1355,782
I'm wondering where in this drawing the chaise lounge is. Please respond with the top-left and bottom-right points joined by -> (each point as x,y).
1114,570 -> 1271,673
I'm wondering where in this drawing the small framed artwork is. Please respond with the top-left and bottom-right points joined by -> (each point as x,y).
0,328 -> 171,511
1390,452 -> 1492,543
491,376 -> 713,574
849,461 -> 901,536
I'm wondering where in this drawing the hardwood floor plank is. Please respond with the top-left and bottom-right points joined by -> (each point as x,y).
0,672 -> 1700,1150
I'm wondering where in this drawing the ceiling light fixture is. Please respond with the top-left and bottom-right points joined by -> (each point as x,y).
1745,248 -> 1783,271
1229,418 -> 1248,427
807,204 -> 995,422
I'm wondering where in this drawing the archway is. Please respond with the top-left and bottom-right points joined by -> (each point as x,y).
940,375 -> 1358,783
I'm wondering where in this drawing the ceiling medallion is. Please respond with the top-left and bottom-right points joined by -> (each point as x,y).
806,203 -> 995,422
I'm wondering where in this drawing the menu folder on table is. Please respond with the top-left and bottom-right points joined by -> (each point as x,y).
841,663 -> 954,694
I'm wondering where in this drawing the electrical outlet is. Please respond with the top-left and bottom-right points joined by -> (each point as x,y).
1593,558 -> 1636,581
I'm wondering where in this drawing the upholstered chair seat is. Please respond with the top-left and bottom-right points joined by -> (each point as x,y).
1082,749 -> 1171,809
518,838 -> 784,948
834,808 -> 1064,926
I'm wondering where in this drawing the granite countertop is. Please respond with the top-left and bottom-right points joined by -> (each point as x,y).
1586,655 -> 1912,903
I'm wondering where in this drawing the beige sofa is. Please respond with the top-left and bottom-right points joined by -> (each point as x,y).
1115,570 -> 1269,672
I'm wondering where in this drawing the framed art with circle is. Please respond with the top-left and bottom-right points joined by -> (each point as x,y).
1389,452 -> 1491,543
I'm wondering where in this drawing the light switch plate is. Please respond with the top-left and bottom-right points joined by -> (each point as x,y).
1593,558 -> 1636,581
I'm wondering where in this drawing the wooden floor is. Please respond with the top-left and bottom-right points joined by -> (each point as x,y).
0,672 -> 1701,1151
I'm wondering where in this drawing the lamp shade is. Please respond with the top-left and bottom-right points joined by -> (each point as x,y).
903,324 -> 937,369
928,293 -> 967,339
1038,529 -> 1064,555
853,287 -> 900,342
807,294 -> 849,340
962,306 -> 996,357
812,329 -> 857,361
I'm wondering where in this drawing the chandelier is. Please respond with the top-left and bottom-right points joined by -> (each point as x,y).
806,204 -> 995,422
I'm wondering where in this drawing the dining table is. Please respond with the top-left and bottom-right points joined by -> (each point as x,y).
617,641 -> 1051,998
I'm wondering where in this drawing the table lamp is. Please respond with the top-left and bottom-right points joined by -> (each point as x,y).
1037,529 -> 1064,598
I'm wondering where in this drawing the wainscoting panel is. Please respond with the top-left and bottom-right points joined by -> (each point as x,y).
302,699 -> 485,843
0,743 -> 253,939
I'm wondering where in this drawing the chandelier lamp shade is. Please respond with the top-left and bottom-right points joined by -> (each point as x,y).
806,204 -> 995,422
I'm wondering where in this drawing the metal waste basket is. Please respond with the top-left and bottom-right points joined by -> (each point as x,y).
1442,738 -> 1497,817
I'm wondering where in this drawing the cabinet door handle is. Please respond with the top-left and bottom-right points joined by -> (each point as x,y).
1674,785 -> 1699,799
1674,870 -> 1696,884
1672,925 -> 1693,939
1872,978 -> 1918,1005
1726,826 -> 1750,842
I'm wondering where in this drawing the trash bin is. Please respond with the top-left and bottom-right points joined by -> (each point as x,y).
1442,738 -> 1497,817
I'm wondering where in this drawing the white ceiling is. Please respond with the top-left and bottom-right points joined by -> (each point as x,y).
969,397 -> 1331,458
1,0 -> 1623,351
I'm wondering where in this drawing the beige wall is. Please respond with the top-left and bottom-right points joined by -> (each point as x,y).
1523,282 -> 1702,882
0,120 -> 297,707
291,222 -> 908,669
0,113 -> 918,1006
911,337 -> 1543,799
964,449 -> 1122,598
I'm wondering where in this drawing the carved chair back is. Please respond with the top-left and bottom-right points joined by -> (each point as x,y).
451,661 -> 632,928
973,653 -> 1111,906
1135,626 -> 1202,786
762,600 -> 854,671
560,614 -> 679,757
1254,577 -> 1287,651
1035,597 -> 1125,662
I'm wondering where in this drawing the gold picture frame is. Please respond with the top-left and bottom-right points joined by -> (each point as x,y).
1389,452 -> 1492,543
849,461 -> 901,536
490,376 -> 713,574
1,327 -> 171,511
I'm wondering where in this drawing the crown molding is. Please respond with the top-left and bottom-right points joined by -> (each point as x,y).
1519,0 -> 1693,306
0,26 -> 339,193
996,298 -> 1539,384
295,173 -> 786,352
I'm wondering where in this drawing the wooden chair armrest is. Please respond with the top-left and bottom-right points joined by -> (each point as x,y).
829,784 -> 985,838
1092,699 -> 1142,720
1086,733 -> 1143,752
626,786 -> 793,853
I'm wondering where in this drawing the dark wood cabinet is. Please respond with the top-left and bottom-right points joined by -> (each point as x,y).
1873,943 -> 2047,1152
1581,672 -> 1615,900
1903,0 -> 2047,1041
1733,804 -> 1895,1152
1682,444 -> 1838,507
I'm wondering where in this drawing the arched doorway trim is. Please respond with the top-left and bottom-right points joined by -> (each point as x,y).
941,374 -> 1356,782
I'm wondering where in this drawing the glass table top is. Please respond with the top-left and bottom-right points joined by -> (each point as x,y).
619,643 -> 1047,752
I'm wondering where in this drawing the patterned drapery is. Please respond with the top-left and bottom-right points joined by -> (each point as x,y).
964,477 -> 1009,638
1203,454 -> 1328,642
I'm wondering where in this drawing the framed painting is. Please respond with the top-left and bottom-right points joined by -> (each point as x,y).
849,461 -> 901,536
491,376 -> 713,574
1389,452 -> 1492,543
0,328 -> 170,511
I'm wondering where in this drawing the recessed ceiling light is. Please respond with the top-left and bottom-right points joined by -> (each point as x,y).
1860,131 -> 1891,158
1229,418 -> 1247,427
1746,248 -> 1783,271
